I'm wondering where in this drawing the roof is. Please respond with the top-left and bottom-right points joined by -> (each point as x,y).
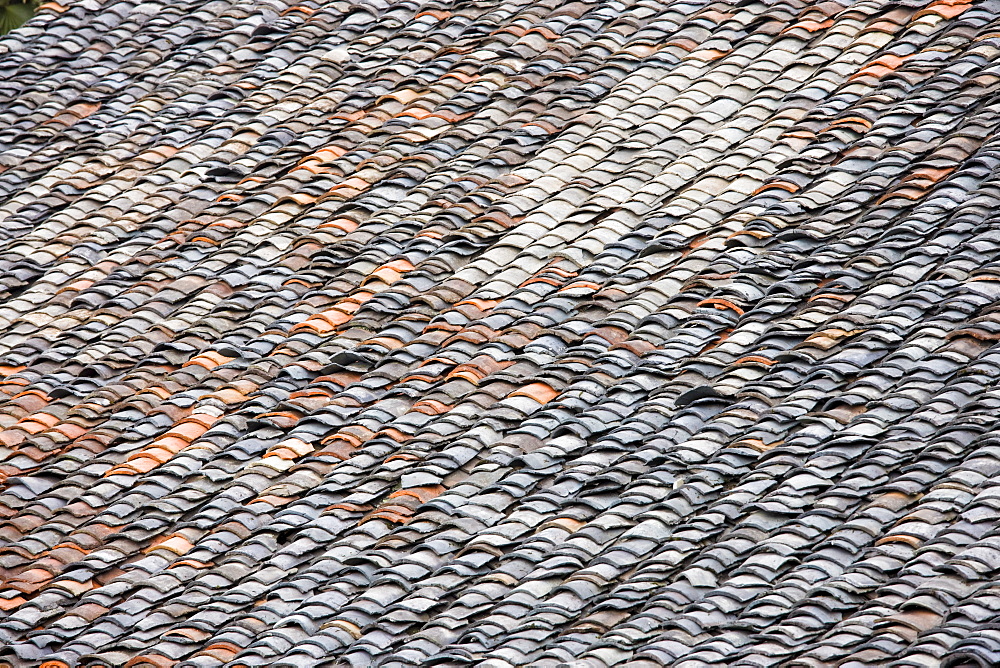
0,0 -> 999,666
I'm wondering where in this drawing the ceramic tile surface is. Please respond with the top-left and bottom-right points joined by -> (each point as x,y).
1,0 -> 1000,666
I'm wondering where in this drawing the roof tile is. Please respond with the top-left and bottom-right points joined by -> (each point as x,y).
1,0 -> 1000,665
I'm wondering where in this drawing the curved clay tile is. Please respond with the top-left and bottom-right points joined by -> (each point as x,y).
2,0 -> 1000,666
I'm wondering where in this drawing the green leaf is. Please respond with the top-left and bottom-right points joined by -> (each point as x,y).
0,3 -> 34,34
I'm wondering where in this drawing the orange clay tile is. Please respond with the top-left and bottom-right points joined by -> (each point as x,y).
210,388 -> 250,404
326,503 -> 373,513
0,596 -> 27,611
414,9 -> 450,19
0,431 -> 25,447
105,457 -> 159,475
330,109 -> 365,122
17,412 -> 60,432
378,428 -> 412,443
612,339 -> 657,356
359,507 -> 413,525
169,559 -> 214,570
697,298 -> 745,315
875,534 -> 924,548
828,116 -> 873,130
314,441 -> 359,461
251,495 -> 296,506
442,71 -> 478,84
266,447 -> 300,461
388,485 -> 445,503
193,646 -> 240,662
9,568 -> 54,590
321,425 -> 375,447
411,399 -> 452,415
852,54 -> 912,79
385,453 -> 422,463
183,351 -> 236,370
733,355 -> 777,367
511,382 -> 559,404
751,181 -> 800,195
166,422 -> 211,442
916,0 -> 971,19
145,535 -> 195,555
317,217 -> 360,232
447,358 -> 511,384
559,281 -> 601,292
398,107 -> 433,120
66,102 -> 101,119
385,89 -> 421,104
455,298 -> 499,310
526,26 -> 560,39
367,259 -> 415,284
359,335 -> 408,350
592,326 -> 629,345
903,166 -> 955,183
784,18 -> 834,32
666,37 -> 698,51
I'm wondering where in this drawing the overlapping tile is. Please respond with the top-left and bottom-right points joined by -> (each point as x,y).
2,0 -> 1000,666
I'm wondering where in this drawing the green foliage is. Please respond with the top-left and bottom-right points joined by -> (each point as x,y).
0,0 -> 38,35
